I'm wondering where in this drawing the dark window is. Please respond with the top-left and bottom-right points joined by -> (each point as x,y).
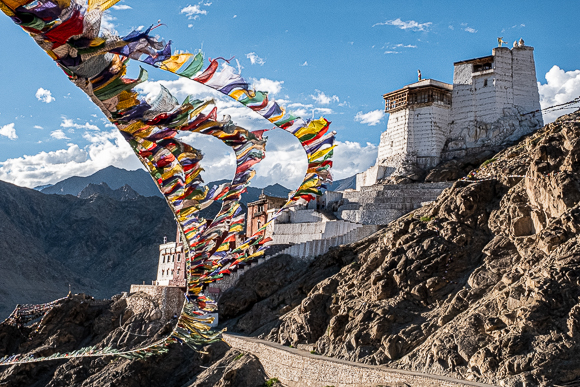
473,62 -> 493,72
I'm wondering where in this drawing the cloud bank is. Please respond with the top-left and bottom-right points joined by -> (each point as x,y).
538,65 -> 580,123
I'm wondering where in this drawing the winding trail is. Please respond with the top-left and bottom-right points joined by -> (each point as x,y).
223,333 -> 497,387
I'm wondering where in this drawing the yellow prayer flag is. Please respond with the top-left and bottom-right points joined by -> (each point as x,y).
308,144 -> 336,162
299,177 -> 320,191
245,250 -> 265,259
294,117 -> 327,139
229,89 -> 251,101
0,1 -> 15,16
87,0 -> 121,12
1,0 -> 33,11
216,243 -> 229,252
268,107 -> 286,123
116,91 -> 139,111
160,53 -> 194,73
120,121 -> 145,134
229,224 -> 243,233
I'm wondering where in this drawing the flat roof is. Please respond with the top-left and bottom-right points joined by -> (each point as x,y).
383,79 -> 452,97
454,55 -> 494,66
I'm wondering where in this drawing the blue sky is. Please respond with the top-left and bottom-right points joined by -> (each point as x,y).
0,0 -> 579,189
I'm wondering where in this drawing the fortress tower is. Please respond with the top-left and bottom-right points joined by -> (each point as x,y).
358,42 -> 543,189
378,79 -> 453,171
443,44 -> 543,159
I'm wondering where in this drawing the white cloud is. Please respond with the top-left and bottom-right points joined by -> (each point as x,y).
35,88 -> 55,103
111,4 -> 131,10
373,18 -> 432,32
181,4 -> 208,18
233,15 -> 237,18
354,110 -> 385,126
300,61 -> 308,67
101,12 -> 116,31
250,137 -> 379,187
50,129 -> 69,140
393,43 -> 417,48
251,78 -> 283,95
246,52 -> 265,66
251,130 -> 307,189
0,130 -> 142,188
34,125 -> 43,129
177,132 -> 236,182
538,65 -> 580,123
463,27 -> 477,33
311,90 -> 339,105
384,51 -> 400,54
331,141 -> 378,180
61,117 -> 100,131
0,123 -> 17,140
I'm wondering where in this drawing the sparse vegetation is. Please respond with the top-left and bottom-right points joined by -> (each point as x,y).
481,157 -> 497,167
420,216 -> 432,222
264,378 -> 280,387
234,353 -> 244,361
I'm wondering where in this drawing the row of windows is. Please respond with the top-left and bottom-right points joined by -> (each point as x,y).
162,254 -> 182,263
160,268 -> 181,277
160,246 -> 182,254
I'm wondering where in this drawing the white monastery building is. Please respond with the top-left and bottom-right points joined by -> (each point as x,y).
358,42 -> 543,189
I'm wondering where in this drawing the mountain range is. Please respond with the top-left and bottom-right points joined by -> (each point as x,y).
0,180 -> 176,320
36,165 -> 295,204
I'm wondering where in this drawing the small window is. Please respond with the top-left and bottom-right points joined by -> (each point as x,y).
162,256 -> 165,263
483,79 -> 488,87
172,255 -> 175,262
177,255 -> 181,262
473,62 -> 493,72
390,141 -> 394,147
258,204 -> 264,212
171,270 -> 174,275
162,269 -> 165,276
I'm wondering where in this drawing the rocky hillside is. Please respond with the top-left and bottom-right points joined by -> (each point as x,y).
218,110 -> 580,386
0,181 -> 175,320
0,293 -> 270,387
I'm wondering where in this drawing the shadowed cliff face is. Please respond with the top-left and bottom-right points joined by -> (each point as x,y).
0,182 -> 176,319
0,293 -> 258,387
220,110 -> 580,387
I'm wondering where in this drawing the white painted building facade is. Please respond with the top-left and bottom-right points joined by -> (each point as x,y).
357,43 -> 544,190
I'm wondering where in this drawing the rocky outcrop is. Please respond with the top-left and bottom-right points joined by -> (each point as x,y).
186,349 -> 268,387
219,244 -> 372,336
0,293 -> 272,387
220,111 -> 580,386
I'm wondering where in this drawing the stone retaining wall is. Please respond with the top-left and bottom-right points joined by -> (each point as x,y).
128,285 -> 184,320
223,334 -> 496,387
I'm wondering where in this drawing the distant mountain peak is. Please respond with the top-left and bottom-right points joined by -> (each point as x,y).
78,182 -> 140,201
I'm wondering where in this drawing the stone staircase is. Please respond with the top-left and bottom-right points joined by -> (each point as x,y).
270,222 -> 380,261
338,182 -> 452,225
